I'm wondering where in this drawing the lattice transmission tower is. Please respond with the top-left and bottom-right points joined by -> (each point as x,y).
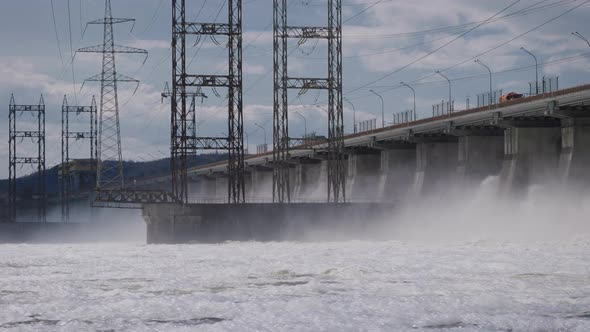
77,0 -> 147,198
8,94 -> 46,223
273,0 -> 345,203
171,0 -> 245,204
60,96 -> 97,223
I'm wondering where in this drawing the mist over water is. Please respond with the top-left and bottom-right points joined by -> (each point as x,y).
1,176 -> 589,331
379,176 -> 590,243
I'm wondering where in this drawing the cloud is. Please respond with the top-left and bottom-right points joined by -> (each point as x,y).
129,39 -> 170,50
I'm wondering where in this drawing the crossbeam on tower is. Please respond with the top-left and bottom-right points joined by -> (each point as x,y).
171,0 -> 245,204
273,0 -> 345,203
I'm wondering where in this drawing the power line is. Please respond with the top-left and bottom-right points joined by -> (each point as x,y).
336,51 -> 590,105
343,0 -> 384,23
67,0 -> 78,104
345,0 -> 522,95
342,0 -> 575,39
50,0 -> 65,69
409,0 -> 590,85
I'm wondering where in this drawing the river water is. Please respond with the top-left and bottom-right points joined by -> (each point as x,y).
0,240 -> 589,331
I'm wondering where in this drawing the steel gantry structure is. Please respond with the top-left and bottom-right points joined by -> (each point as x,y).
60,96 -> 97,223
161,81 -> 207,157
273,0 -> 345,203
8,94 -> 46,223
171,0 -> 245,204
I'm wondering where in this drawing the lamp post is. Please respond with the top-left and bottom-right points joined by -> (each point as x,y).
435,70 -> 452,112
244,131 -> 249,154
369,89 -> 385,128
520,47 -> 539,95
572,32 -> 590,48
474,59 -> 493,105
400,81 -> 416,120
344,97 -> 356,133
254,122 -> 266,148
295,111 -> 307,138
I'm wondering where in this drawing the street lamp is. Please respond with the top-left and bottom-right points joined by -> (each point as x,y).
254,123 -> 267,147
344,97 -> 356,133
369,89 -> 385,128
520,47 -> 539,95
435,70 -> 452,112
400,81 -> 416,120
244,131 -> 249,154
295,111 -> 307,138
572,32 -> 590,48
474,59 -> 493,105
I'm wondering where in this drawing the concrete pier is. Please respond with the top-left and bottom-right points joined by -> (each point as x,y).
249,168 -> 273,200
346,152 -> 381,201
412,139 -> 459,195
378,147 -> 416,201
500,125 -> 561,192
215,176 -> 229,200
143,203 -> 394,244
559,117 -> 590,188
456,133 -> 504,184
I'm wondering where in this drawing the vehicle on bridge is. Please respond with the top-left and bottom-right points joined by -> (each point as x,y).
500,92 -> 524,103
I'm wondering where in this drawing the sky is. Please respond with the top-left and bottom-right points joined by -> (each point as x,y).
1,0 -> 589,179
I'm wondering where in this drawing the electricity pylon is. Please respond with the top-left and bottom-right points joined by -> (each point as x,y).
77,0 -> 147,193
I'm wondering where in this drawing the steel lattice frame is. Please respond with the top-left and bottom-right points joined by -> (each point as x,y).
272,0 -> 345,203
78,0 -> 147,193
60,96 -> 97,223
172,0 -> 245,204
161,82 -> 207,157
8,94 -> 46,223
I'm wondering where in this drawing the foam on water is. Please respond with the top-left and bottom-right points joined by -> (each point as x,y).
0,240 -> 589,331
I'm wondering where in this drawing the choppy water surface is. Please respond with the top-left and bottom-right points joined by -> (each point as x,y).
0,241 -> 589,331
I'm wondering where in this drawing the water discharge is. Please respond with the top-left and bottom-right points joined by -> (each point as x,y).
1,178 -> 589,331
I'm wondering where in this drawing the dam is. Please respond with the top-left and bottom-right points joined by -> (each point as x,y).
141,85 -> 590,243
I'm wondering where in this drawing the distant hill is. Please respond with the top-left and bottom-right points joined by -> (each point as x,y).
0,154 -> 229,197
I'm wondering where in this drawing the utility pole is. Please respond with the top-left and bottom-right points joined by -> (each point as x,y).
369,90 -> 385,128
8,95 -> 46,223
474,59 -> 493,105
520,47 -> 539,95
400,81 -> 416,121
572,32 -> 590,47
255,123 -> 267,147
273,0 -> 345,203
77,0 -> 147,196
295,111 -> 307,138
344,97 -> 356,133
436,70 -> 452,112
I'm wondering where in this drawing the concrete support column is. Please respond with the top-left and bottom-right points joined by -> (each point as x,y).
457,135 -> 504,185
298,160 -> 328,201
346,153 -> 381,202
499,127 -> 561,192
559,117 -> 590,189
289,164 -> 303,201
379,148 -> 416,201
215,176 -> 228,201
191,176 -> 217,200
250,169 -> 273,202
412,140 -> 459,195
